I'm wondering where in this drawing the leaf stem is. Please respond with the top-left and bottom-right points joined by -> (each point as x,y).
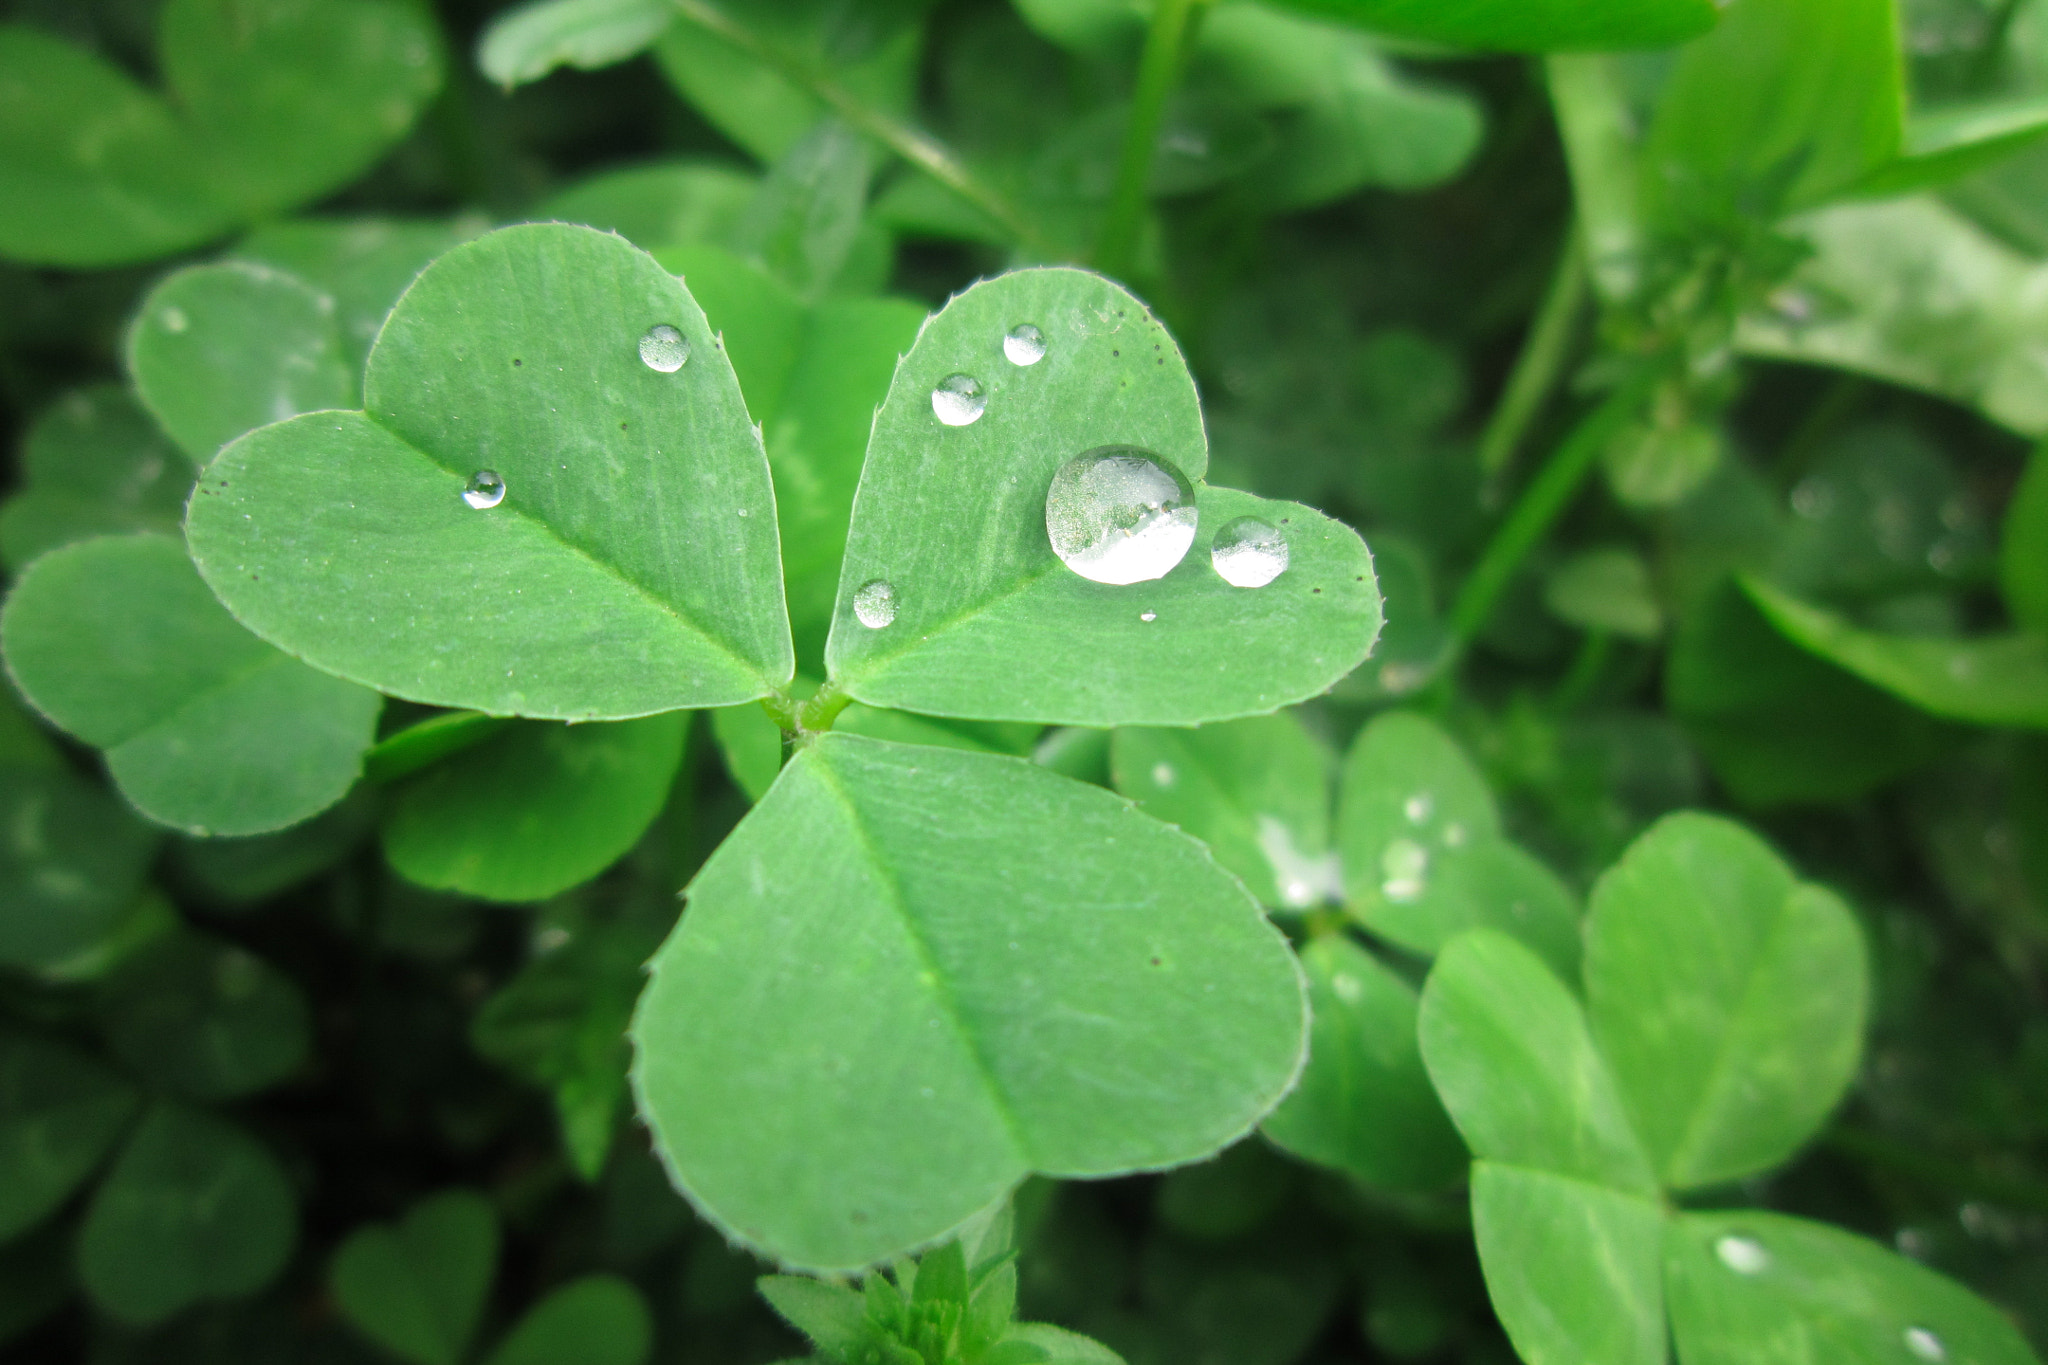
1448,373 -> 1653,648
797,683 -> 854,734
1093,0 -> 1206,278
1478,223 -> 1587,486
1546,629 -> 1612,712
668,0 -> 1045,253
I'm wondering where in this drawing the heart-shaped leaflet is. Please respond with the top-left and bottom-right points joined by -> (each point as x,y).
187,223 -> 794,720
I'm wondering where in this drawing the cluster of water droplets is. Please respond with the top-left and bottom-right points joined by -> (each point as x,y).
1713,1235 -> 1945,1361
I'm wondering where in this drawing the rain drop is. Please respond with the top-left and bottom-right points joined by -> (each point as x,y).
161,306 -> 189,334
1140,610 -> 1157,622
462,470 -> 506,510
931,373 -> 987,426
1715,1236 -> 1769,1275
639,324 -> 690,372
1045,446 -> 1199,585
1904,1328 -> 1946,1363
1211,516 -> 1289,587
1404,794 -> 1433,825
1380,838 -> 1429,903
1004,323 -> 1047,366
853,579 -> 897,628
1152,763 -> 1176,787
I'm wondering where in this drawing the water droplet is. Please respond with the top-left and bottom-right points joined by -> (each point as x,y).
1140,610 -> 1157,622
1211,516 -> 1289,587
1004,323 -> 1046,366
1404,794 -> 1433,825
1715,1236 -> 1769,1275
853,579 -> 897,628
1151,763 -> 1175,787
462,470 -> 505,509
1380,838 -> 1428,903
736,508 -> 749,517
1791,477 -> 1835,520
1904,1327 -> 1946,1362
931,373 -> 986,426
1045,446 -> 1198,585
1442,822 -> 1468,848
161,306 -> 188,334
1331,972 -> 1363,1005
639,324 -> 689,372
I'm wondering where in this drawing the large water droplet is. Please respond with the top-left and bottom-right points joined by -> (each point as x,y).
1211,516 -> 1289,587
639,324 -> 690,372
853,579 -> 897,628
931,373 -> 986,426
463,470 -> 506,509
1045,447 -> 1198,585
1380,838 -> 1428,903
1904,1328 -> 1945,1362
1004,323 -> 1046,366
1715,1236 -> 1769,1275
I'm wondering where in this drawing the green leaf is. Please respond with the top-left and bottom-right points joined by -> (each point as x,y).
0,0 -> 443,267
2,534 -> 383,836
172,792 -> 375,907
712,700 -> 785,802
0,1031 -> 140,1241
331,1189 -> 499,1365
827,267 -> 1381,726
1259,935 -> 1465,1190
99,929 -> 312,1102
1547,55 -> 1648,303
473,919 -> 662,1178
0,1224 -> 70,1347
2008,450 -> 2048,636
539,161 -> 759,251
1336,712 -> 1580,977
232,217 -> 487,368
127,262 -> 356,466
632,733 -> 1306,1270
837,705 -> 1041,755
730,118 -> 874,302
1644,0 -> 1902,229
186,223 -> 795,719
78,1102 -> 297,1326
0,766 -> 160,974
1861,97 -> 2048,198
0,385 -> 193,573
658,242 -> 925,666
1742,576 -> 2048,729
1736,197 -> 2048,437
999,1321 -> 1127,1364
364,711 -> 513,785
1664,1211 -> 2041,1365
1584,812 -> 1867,1190
1470,1162 -> 1667,1365
1110,712 -> 1336,908
1545,547 -> 1664,640
479,0 -> 674,89
1256,0 -> 1715,52
758,1275 -> 871,1357
1666,578 -> 1950,806
484,1274 -> 654,1365
1418,930 -> 1656,1193
383,714 -> 688,903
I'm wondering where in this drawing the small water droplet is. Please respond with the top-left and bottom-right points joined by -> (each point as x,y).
1331,972 -> 1363,1005
853,579 -> 897,628
1152,763 -> 1176,787
1380,838 -> 1428,903
736,508 -> 749,517
1004,322 -> 1046,366
462,470 -> 505,509
1045,446 -> 1198,585
931,373 -> 986,426
161,306 -> 188,333
1904,1327 -> 1946,1362
1404,794 -> 1433,824
1211,516 -> 1289,587
1442,822 -> 1468,848
1715,1236 -> 1769,1275
639,324 -> 690,372
1140,610 -> 1157,621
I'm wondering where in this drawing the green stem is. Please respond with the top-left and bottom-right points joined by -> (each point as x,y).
1478,223 -> 1587,484
1448,373 -> 1653,647
1093,0 -> 1204,278
797,683 -> 854,734
1774,373 -> 1865,491
1547,629 -> 1612,713
669,0 -> 1044,253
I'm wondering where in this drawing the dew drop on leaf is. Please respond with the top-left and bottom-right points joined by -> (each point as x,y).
1714,1235 -> 1769,1274
1904,1328 -> 1946,1362
1404,794 -> 1433,824
1152,763 -> 1175,787
1003,323 -> 1046,366
853,579 -> 898,628
638,324 -> 689,372
1140,611 -> 1157,621
1045,447 -> 1198,585
462,470 -> 505,509
1210,516 -> 1289,587
1380,837 -> 1428,903
931,373 -> 987,426
160,306 -> 189,334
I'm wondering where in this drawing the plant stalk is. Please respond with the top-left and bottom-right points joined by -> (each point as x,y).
669,0 -> 1044,253
1478,223 -> 1587,485
1093,0 -> 1205,278
1448,373 -> 1652,648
